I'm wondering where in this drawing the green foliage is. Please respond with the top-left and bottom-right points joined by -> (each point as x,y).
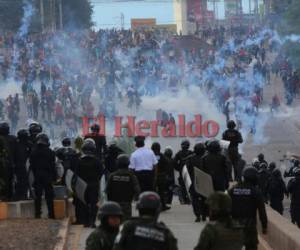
280,0 -> 300,69
0,0 -> 94,32
0,0 -> 24,32
62,0 -> 94,30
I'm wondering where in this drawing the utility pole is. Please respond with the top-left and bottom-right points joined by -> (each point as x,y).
40,0 -> 45,32
53,0 -> 56,31
249,0 -> 252,14
59,0 -> 63,29
121,12 -> 124,29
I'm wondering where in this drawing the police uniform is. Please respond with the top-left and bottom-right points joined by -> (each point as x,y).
174,146 -> 193,204
106,169 -> 140,220
287,173 -> 300,227
0,136 -> 10,200
222,127 -> 243,180
85,132 -> 107,160
29,137 -> 56,218
113,217 -> 178,250
76,153 -> 103,227
194,221 -> 244,250
268,169 -> 286,215
229,182 -> 268,250
186,144 -> 207,221
86,226 -> 118,250
86,201 -> 123,250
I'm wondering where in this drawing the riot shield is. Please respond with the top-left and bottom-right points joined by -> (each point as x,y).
65,169 -> 87,204
182,165 -> 192,198
194,167 -> 214,198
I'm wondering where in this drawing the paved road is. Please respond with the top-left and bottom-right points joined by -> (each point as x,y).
67,200 -> 203,250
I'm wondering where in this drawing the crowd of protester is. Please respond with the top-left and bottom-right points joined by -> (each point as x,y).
0,24 -> 293,138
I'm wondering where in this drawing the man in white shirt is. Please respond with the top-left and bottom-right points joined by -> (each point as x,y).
129,136 -> 158,192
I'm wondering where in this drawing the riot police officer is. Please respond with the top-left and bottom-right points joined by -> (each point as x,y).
15,129 -> 31,200
113,192 -> 178,250
201,140 -> 231,192
186,143 -> 207,222
257,162 -> 270,203
0,135 -> 9,200
268,168 -> 286,215
151,142 -> 170,211
287,168 -> 300,227
257,153 -> 268,166
76,139 -> 104,227
29,133 -> 56,218
164,147 -> 175,205
229,167 -> 268,250
0,122 -> 17,200
194,192 -> 244,250
86,202 -> 123,250
55,137 -> 78,183
28,122 -> 43,148
174,140 -> 193,204
106,154 -> 140,220
105,141 -> 124,174
222,120 -> 243,181
85,124 -> 107,161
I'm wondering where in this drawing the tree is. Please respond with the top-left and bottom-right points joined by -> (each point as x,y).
280,0 -> 300,69
0,0 -> 94,32
62,0 -> 94,30
0,0 -> 24,32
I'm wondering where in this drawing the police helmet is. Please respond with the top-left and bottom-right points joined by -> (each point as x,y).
29,123 -> 43,136
0,122 -> 9,135
242,167 -> 258,183
98,201 -> 123,220
207,140 -> 221,153
74,136 -> 84,150
82,139 -> 96,154
117,154 -> 130,169
227,120 -> 236,129
62,137 -> 71,147
90,124 -> 100,133
17,129 -> 29,140
207,192 -> 232,216
36,133 -> 50,146
268,162 -> 276,172
151,142 -> 161,153
164,147 -> 173,158
252,158 -> 260,169
294,168 -> 300,177
194,143 -> 205,156
181,140 -> 190,149
258,153 -> 265,162
136,192 -> 161,214
259,162 -> 268,170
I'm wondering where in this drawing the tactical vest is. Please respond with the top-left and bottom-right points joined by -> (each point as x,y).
205,222 -> 244,250
107,170 -> 135,202
123,220 -> 169,250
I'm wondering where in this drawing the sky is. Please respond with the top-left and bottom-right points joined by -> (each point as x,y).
92,0 -> 261,29
92,1 -> 175,29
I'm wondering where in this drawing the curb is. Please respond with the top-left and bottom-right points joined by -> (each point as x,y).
54,218 -> 71,250
258,235 -> 273,250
